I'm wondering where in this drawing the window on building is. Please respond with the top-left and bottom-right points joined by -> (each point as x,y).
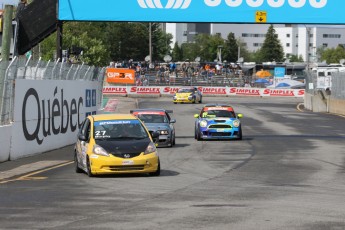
323,34 -> 341,38
183,31 -> 187,36
286,34 -> 290,38
286,43 -> 290,47
323,43 -> 328,47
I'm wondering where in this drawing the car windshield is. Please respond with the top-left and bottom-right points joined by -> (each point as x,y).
201,109 -> 236,118
137,114 -> 168,123
178,88 -> 194,93
93,120 -> 149,140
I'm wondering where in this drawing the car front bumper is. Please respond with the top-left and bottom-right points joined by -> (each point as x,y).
199,128 -> 241,139
89,153 -> 159,175
173,98 -> 194,103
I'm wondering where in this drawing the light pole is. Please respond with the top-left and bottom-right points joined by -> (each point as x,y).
218,45 -> 223,63
149,22 -> 152,67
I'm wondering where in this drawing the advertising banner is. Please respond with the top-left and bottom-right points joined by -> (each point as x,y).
106,68 -> 135,85
199,87 -> 227,95
103,86 -> 305,98
58,0 -> 339,24
274,67 -> 286,78
11,80 -> 100,159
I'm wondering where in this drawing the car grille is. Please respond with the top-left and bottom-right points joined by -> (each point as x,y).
111,153 -> 141,158
210,132 -> 232,137
108,165 -> 145,171
208,124 -> 232,129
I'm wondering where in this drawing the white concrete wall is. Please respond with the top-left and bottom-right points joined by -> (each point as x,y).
6,79 -> 100,161
0,125 -> 11,162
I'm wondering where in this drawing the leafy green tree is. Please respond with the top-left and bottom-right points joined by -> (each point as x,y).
237,38 -> 251,62
320,45 -> 345,64
194,33 -> 224,62
259,25 -> 284,62
223,32 -> 238,62
288,54 -> 304,62
172,42 -> 183,61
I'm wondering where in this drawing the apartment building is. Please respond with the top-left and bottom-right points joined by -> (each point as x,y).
165,23 -> 345,62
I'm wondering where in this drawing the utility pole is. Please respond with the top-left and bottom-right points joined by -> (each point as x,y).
0,5 -> 14,117
56,21 -> 63,61
149,22 -> 152,67
0,5 -> 13,61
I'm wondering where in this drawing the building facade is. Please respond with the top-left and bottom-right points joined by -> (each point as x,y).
165,23 -> 345,63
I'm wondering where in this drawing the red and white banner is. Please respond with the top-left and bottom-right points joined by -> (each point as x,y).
199,87 -> 227,95
229,88 -> 261,96
128,86 -> 161,95
102,86 -> 305,98
103,86 -> 127,95
161,86 -> 180,95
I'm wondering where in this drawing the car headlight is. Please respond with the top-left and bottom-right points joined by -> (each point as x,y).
233,120 -> 240,128
159,130 -> 169,135
144,142 -> 157,155
200,120 -> 208,127
173,95 -> 177,100
93,145 -> 110,157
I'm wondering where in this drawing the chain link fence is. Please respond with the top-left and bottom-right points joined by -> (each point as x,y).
305,69 -> 345,99
0,56 -> 105,126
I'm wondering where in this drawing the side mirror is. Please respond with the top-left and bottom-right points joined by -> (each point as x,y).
78,133 -> 87,141
237,113 -> 243,119
170,119 -> 176,123
194,114 -> 199,118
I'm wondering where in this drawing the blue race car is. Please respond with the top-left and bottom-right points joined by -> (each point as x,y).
194,104 -> 243,140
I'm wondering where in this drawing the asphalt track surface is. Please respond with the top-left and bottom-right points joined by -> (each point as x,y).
0,96 -> 345,230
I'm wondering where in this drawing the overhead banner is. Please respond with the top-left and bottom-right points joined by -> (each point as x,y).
58,0 -> 341,24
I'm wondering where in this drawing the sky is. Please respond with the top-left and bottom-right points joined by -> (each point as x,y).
0,0 -> 18,9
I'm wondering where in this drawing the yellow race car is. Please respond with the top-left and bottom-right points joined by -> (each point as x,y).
74,114 -> 160,176
173,87 -> 203,104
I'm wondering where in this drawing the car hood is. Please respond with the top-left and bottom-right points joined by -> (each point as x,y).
96,138 -> 151,154
175,93 -> 192,97
201,117 -> 237,123
144,123 -> 171,131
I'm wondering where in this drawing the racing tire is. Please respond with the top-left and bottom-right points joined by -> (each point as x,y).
194,130 -> 197,139
86,157 -> 94,177
149,160 -> 160,176
238,127 -> 243,140
199,96 -> 202,103
174,102 -> 177,104
74,153 -> 83,173
173,135 -> 176,145
197,129 -> 202,141
192,97 -> 196,104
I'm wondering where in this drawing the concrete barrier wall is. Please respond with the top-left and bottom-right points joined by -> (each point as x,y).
0,125 -> 11,162
5,79 -> 100,161
329,98 -> 345,115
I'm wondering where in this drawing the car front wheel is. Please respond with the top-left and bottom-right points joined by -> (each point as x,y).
74,152 -> 83,173
86,157 -> 94,177
149,160 -> 160,176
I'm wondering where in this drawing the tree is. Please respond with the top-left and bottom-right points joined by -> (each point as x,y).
172,42 -> 182,61
287,54 -> 304,62
223,32 -> 238,62
320,45 -> 345,64
259,25 -> 284,62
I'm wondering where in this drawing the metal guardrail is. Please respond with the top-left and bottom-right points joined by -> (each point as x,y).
0,56 -> 105,125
